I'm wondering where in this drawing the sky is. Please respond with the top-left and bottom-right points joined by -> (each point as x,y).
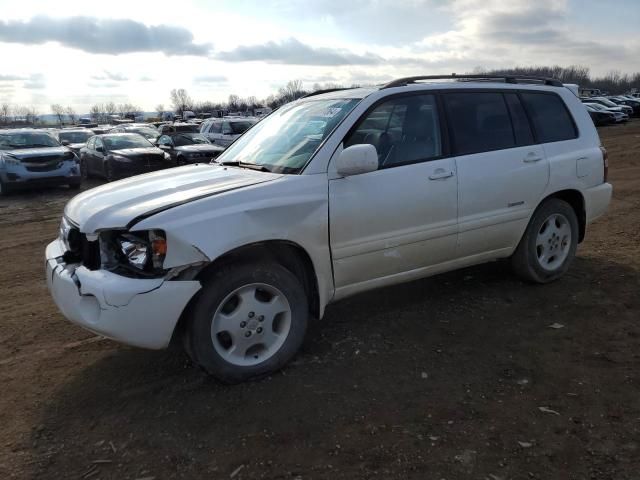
0,0 -> 638,113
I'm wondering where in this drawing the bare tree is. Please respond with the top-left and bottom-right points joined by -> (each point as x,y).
277,80 -> 306,104
104,101 -> 117,118
0,103 -> 10,124
89,104 -> 104,123
65,106 -> 77,124
155,103 -> 165,117
26,107 -> 39,125
51,104 -> 65,125
170,88 -> 193,115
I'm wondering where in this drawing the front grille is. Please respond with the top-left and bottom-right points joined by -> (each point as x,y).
22,154 -> 64,164
26,161 -> 63,172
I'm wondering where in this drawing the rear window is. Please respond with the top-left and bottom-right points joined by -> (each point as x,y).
443,92 -> 515,155
520,92 -> 577,143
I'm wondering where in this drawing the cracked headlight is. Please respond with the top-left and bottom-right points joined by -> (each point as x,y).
115,230 -> 167,271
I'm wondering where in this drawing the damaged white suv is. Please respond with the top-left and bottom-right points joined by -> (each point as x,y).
47,75 -> 612,383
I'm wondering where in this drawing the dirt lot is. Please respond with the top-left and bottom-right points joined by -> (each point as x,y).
1,122 -> 639,480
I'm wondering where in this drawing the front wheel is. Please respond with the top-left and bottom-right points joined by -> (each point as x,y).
185,262 -> 309,383
105,161 -> 116,182
511,198 -> 579,283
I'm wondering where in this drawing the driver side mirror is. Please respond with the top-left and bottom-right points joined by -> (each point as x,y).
158,144 -> 172,150
61,140 -> 70,146
96,145 -> 104,153
336,144 -> 378,177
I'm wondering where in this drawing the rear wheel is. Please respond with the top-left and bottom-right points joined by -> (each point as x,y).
80,158 -> 89,179
511,198 -> 579,283
105,161 -> 116,182
185,262 -> 308,383
0,179 -> 12,196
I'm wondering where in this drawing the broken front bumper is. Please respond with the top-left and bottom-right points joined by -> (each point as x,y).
45,238 -> 201,349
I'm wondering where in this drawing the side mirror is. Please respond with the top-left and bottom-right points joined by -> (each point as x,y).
336,144 -> 378,177
96,145 -> 104,153
61,140 -> 70,146
158,144 -> 171,150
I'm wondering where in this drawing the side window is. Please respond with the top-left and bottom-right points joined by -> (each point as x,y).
95,138 -> 104,151
345,94 -> 442,168
210,121 -> 222,134
443,92 -> 515,155
87,137 -> 95,149
158,135 -> 173,146
221,122 -> 232,134
504,93 -> 534,146
520,92 -> 577,143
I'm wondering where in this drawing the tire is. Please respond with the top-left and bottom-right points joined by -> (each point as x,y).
0,179 -> 11,196
511,198 -> 579,283
105,161 -> 116,182
176,155 -> 184,166
68,182 -> 81,191
185,262 -> 308,383
80,158 -> 90,179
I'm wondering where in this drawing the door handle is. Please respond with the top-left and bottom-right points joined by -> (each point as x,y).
523,153 -> 543,163
429,170 -> 454,180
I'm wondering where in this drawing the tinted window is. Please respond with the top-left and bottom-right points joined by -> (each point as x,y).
345,94 -> 442,168
444,92 -> 515,155
209,122 -> 222,134
504,93 -> 534,146
520,93 -> 577,143
95,138 -> 104,150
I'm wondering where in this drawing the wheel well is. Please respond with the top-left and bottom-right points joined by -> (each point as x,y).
170,241 -> 320,347
545,189 -> 586,242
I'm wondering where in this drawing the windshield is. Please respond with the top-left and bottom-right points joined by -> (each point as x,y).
173,133 -> 210,146
58,130 -> 94,143
587,104 -> 606,111
597,98 -> 617,107
217,98 -> 360,173
104,134 -> 153,150
229,121 -> 256,134
129,127 -> 160,140
0,131 -> 60,150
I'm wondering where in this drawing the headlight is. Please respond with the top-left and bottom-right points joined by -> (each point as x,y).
115,230 -> 167,271
3,155 -> 20,166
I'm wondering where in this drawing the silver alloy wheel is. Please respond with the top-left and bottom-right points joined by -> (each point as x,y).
535,213 -> 572,271
210,283 -> 292,367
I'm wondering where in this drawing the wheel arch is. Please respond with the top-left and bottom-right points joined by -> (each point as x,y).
170,240 -> 321,346
542,189 -> 586,242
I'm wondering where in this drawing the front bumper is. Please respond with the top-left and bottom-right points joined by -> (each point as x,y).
1,160 -> 80,187
45,238 -> 201,349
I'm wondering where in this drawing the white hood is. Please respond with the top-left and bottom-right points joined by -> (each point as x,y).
65,164 -> 281,233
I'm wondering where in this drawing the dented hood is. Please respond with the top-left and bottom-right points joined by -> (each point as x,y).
65,164 -> 281,233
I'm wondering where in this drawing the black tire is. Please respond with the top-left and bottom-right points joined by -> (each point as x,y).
176,155 -> 184,166
185,261 -> 308,383
511,198 -> 579,283
68,182 -> 81,191
105,161 -> 116,182
0,179 -> 11,196
80,158 -> 90,179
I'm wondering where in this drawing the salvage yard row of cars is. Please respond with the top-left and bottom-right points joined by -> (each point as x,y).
0,117 -> 257,194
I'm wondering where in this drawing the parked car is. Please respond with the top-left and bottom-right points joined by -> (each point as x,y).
156,132 -> 224,165
588,97 -> 633,116
200,117 -> 257,147
56,128 -> 95,155
584,104 -> 616,126
109,125 -> 160,143
0,129 -> 80,194
607,96 -> 640,117
584,102 -> 628,123
47,76 -> 612,383
157,122 -> 199,136
78,133 -> 173,181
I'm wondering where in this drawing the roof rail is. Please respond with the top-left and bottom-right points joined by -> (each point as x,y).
300,88 -> 350,99
381,74 -> 564,89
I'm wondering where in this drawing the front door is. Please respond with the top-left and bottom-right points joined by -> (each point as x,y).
329,93 -> 458,295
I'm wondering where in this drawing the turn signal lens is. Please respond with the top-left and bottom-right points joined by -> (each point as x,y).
600,146 -> 609,182
149,230 -> 167,269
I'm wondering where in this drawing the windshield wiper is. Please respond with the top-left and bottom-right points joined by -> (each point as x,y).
218,160 -> 272,172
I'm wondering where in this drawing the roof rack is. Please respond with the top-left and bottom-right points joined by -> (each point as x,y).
381,74 -> 564,89
301,88 -> 351,99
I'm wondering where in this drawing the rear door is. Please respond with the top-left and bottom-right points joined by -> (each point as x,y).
329,93 -> 458,294
444,91 -> 549,258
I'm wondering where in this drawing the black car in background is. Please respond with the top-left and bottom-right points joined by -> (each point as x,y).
79,133 -> 173,181
56,128 -> 95,155
585,106 -> 616,126
157,132 -> 224,165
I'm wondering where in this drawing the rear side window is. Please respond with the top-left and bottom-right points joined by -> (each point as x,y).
520,92 -> 577,143
443,92 -> 515,155
504,93 -> 534,146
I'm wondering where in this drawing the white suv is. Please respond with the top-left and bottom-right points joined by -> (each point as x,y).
46,75 -> 612,383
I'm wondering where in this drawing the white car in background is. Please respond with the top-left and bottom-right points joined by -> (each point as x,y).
47,75 -> 612,383
200,117 -> 257,148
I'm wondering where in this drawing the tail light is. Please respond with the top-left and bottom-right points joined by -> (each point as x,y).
600,146 -> 609,182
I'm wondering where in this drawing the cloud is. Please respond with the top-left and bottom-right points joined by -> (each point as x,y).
87,82 -> 120,89
216,38 -> 383,66
0,74 -> 26,81
193,75 -> 228,85
23,73 -> 46,89
139,76 -> 154,82
0,15 -> 212,56
91,70 -> 128,81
